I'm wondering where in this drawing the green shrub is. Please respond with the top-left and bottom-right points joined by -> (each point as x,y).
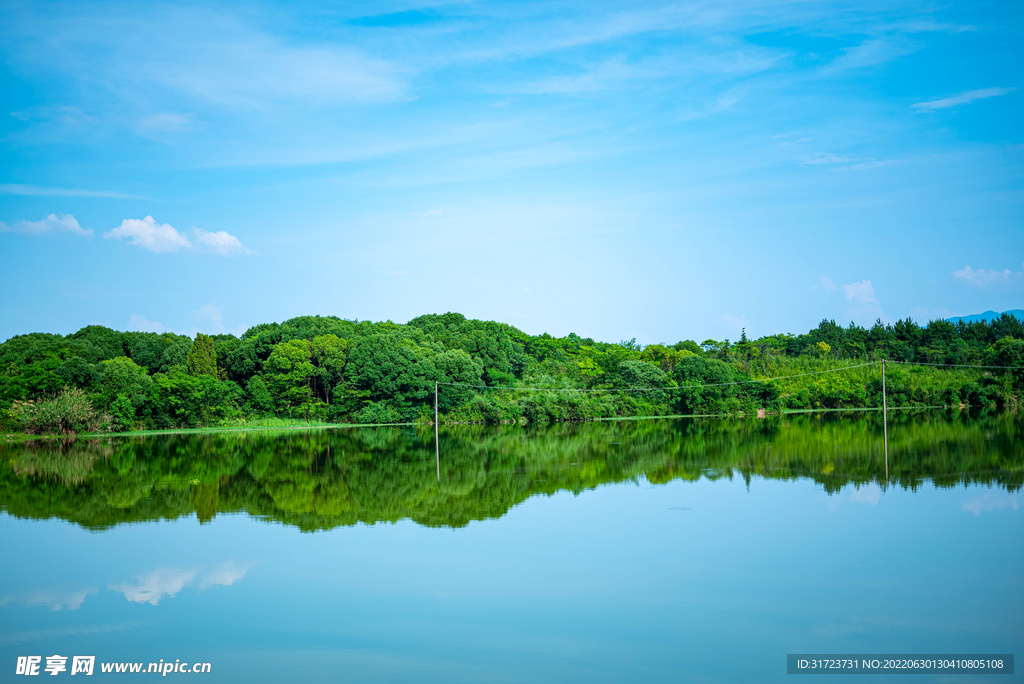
11,387 -> 103,434
109,393 -> 136,432
354,401 -> 403,424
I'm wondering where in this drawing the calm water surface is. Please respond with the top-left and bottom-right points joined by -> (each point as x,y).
1,412 -> 1022,682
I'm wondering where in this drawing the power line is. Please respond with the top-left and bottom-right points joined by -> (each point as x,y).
438,361 -> 880,393
889,360 -> 1024,371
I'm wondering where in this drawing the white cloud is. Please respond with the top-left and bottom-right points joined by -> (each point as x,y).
109,568 -> 196,605
103,216 -> 251,255
0,587 -> 97,612
913,87 -> 1015,111
104,216 -> 192,252
819,276 -> 836,292
128,314 -> 165,333
842,280 -> 884,324
108,563 -> 250,605
192,227 -> 253,256
953,263 -> 1022,286
0,213 -> 92,236
199,562 -> 252,590
963,491 -> 1019,516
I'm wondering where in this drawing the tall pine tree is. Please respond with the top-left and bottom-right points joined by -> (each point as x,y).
186,333 -> 218,378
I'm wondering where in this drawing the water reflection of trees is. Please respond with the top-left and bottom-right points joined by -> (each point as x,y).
1,410 -> 1020,531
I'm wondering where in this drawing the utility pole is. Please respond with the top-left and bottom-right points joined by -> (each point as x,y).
435,381 -> 440,483
882,359 -> 888,481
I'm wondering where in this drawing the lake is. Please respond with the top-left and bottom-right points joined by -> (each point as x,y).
1,411 -> 1021,682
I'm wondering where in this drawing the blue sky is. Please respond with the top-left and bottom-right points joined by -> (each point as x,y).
1,0 -> 1021,345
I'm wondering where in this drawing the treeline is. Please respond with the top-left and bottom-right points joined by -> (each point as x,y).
1,412 -> 1020,531
1,312 -> 1022,433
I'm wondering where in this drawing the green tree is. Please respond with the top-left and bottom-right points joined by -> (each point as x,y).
109,393 -> 136,431
346,335 -> 437,417
613,359 -> 672,404
187,334 -> 218,378
641,344 -> 696,372
310,335 -> 347,405
246,376 -> 275,415
153,367 -> 243,427
99,357 -> 153,414
434,348 -> 484,410
263,339 -> 316,412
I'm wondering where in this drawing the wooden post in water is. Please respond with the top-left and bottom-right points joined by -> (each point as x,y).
435,381 -> 440,483
882,359 -> 888,481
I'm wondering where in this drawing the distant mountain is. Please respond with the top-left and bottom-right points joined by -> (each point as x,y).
947,309 -> 1024,324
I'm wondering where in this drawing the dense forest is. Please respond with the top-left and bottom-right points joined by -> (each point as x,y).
2,412 -> 1021,531
1,312 -> 1022,434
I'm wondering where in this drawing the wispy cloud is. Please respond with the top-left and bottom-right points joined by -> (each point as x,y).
518,44 -> 780,97
953,263 -> 1022,286
720,312 -> 749,336
103,216 -> 252,255
0,213 -> 93,236
199,562 -> 252,590
0,184 -> 138,199
963,491 -> 1019,516
0,622 -> 140,645
8,6 -> 406,110
797,153 -> 899,172
908,306 -> 953,322
0,587 -> 98,612
894,19 -> 977,34
137,112 -> 196,134
10,105 -> 95,126
829,40 -> 916,71
798,153 -> 858,166
520,59 -> 642,95
850,483 -> 881,505
166,42 -> 403,108
191,303 -> 247,337
193,227 -> 252,256
913,87 -> 1015,111
128,314 -> 165,333
842,280 -> 884,324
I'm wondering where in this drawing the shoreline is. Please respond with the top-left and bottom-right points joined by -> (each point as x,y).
2,404 -> 994,442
